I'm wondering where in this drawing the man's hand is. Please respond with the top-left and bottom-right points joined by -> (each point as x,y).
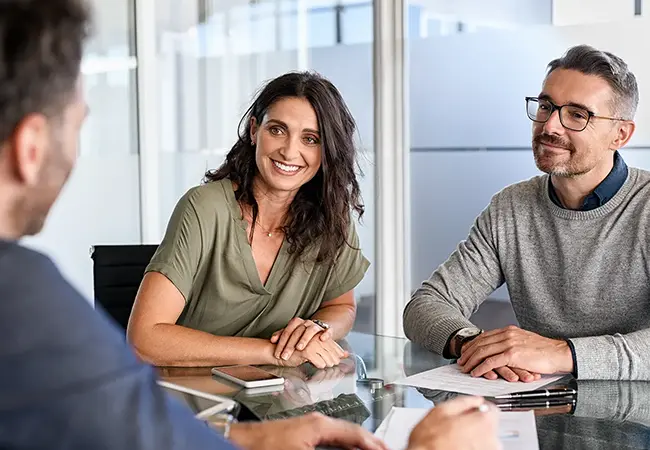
271,318 -> 334,361
407,396 -> 500,450
228,412 -> 388,450
460,338 -> 541,382
457,326 -> 573,380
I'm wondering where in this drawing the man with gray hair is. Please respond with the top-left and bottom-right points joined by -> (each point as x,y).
405,45 -> 650,381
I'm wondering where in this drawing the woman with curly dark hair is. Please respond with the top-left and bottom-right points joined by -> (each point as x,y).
127,72 -> 369,368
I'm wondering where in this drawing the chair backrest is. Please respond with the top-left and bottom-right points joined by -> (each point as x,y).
90,244 -> 158,332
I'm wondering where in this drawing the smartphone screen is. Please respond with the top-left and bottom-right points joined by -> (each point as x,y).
216,365 -> 280,382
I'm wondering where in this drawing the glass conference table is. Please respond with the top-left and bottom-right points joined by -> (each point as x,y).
158,332 -> 650,449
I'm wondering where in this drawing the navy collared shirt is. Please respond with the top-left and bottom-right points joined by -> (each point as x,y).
548,151 -> 628,211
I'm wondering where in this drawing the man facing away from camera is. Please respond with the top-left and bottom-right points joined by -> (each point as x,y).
405,45 -> 650,382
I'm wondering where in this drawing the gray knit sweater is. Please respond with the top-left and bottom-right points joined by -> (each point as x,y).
404,167 -> 650,380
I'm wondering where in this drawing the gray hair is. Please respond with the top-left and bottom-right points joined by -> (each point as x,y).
547,45 -> 639,120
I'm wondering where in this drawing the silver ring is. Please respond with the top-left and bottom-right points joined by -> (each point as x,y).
312,319 -> 330,330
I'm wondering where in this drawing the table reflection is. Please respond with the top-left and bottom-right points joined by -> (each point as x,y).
537,380 -> 650,449
157,332 -> 650,446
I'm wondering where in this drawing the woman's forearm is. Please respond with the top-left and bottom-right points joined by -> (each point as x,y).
130,323 -> 277,367
311,304 -> 356,340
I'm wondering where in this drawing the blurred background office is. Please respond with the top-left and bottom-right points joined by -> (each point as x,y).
24,0 -> 649,336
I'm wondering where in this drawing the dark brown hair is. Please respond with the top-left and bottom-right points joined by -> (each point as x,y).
0,0 -> 91,143
204,71 -> 364,263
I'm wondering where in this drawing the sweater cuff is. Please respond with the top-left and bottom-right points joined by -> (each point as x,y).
565,339 -> 578,378
569,336 -> 620,380
403,303 -> 474,355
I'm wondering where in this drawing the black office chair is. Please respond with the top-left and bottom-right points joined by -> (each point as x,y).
90,244 -> 158,332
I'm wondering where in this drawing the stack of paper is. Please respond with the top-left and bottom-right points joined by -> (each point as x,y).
374,407 -> 539,450
393,363 -> 563,396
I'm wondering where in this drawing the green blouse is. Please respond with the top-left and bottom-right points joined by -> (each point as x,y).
145,179 -> 370,339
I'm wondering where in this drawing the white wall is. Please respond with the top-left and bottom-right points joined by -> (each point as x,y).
413,0 -> 552,25
553,0 -> 636,25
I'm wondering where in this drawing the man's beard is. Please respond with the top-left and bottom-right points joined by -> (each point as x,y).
532,133 -> 588,178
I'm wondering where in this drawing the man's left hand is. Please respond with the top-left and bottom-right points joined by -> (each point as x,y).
457,325 -> 573,378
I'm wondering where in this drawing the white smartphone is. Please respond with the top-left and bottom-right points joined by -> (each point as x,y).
237,383 -> 285,397
212,365 -> 285,389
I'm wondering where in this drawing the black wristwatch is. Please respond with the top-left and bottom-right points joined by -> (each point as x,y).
449,327 -> 482,358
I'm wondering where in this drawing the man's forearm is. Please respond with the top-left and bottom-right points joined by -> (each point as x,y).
131,324 -> 277,367
570,328 -> 650,380
311,305 -> 355,340
403,291 -> 474,355
403,204 -> 505,355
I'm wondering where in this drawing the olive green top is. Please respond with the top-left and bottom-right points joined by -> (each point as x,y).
145,179 -> 370,339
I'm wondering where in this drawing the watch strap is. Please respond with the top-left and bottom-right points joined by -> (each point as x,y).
450,328 -> 482,358
444,328 -> 464,359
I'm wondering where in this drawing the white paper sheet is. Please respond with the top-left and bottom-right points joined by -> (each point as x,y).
393,364 -> 563,396
499,409 -> 539,450
374,407 -> 539,450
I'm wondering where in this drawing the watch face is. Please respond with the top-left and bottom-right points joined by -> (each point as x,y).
457,327 -> 481,339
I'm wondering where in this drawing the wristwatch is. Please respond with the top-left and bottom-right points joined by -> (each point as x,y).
207,413 -> 236,439
449,327 -> 482,358
311,319 -> 330,330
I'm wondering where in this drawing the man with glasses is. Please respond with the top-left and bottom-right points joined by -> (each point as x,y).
404,45 -> 650,382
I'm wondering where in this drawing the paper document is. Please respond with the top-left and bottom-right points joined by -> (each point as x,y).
393,364 -> 563,396
374,407 -> 539,450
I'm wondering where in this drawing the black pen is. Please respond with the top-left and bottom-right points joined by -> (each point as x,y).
496,398 -> 576,410
493,387 -> 576,400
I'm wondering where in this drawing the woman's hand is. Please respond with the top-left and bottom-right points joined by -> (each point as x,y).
271,318 -> 334,361
276,338 -> 348,369
300,338 -> 348,369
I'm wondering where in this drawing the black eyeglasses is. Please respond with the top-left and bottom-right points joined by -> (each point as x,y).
525,97 -> 625,132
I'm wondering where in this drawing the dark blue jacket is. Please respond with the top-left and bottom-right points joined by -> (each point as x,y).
0,241 -> 237,450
